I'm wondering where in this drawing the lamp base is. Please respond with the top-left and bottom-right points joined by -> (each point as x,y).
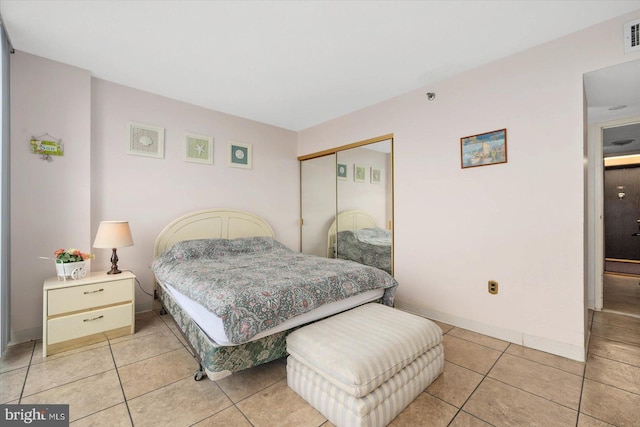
107,248 -> 122,274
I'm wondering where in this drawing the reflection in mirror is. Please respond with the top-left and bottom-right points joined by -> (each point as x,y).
301,154 -> 336,257
335,140 -> 393,274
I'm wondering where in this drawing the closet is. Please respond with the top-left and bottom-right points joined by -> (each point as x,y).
299,135 -> 394,274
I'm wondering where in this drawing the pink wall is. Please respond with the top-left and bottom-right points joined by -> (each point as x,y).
298,10 -> 640,360
90,79 -> 299,313
10,52 -> 91,342
10,54 -> 298,342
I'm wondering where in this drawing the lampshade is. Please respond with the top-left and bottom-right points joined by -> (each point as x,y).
93,221 -> 134,248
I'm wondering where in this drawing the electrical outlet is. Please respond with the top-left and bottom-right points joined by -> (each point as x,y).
488,280 -> 498,295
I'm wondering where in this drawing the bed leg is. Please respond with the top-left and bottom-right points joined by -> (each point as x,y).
159,306 -> 167,315
194,364 -> 207,381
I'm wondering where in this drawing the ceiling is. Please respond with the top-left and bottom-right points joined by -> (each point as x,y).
1,1 -> 640,131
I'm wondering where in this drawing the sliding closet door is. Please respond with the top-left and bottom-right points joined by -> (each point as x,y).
300,154 -> 336,257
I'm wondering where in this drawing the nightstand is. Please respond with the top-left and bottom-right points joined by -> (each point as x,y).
42,271 -> 136,357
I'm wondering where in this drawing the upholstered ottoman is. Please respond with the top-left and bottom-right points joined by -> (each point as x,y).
286,303 -> 444,427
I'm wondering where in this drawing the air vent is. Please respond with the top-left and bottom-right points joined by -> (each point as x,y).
624,19 -> 640,54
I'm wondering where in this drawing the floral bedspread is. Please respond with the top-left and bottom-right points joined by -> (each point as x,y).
337,228 -> 392,274
152,237 -> 397,344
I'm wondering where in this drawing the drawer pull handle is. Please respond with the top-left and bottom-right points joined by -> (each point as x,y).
84,288 -> 104,295
83,315 -> 104,322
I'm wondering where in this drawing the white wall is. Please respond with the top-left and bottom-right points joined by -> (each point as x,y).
298,10 -> 640,361
10,52 -> 91,343
9,54 -> 299,342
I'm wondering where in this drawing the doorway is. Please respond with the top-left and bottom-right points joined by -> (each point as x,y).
601,121 -> 640,316
585,58 -> 640,318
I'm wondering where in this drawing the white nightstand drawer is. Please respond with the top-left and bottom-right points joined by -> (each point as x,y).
47,303 -> 133,345
48,279 -> 132,316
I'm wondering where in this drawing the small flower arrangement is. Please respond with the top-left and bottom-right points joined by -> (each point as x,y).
54,248 -> 94,264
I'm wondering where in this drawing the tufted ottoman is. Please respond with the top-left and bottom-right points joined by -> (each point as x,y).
286,303 -> 444,427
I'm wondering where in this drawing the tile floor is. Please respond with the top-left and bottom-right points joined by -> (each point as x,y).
604,273 -> 640,317
2,308 -> 640,426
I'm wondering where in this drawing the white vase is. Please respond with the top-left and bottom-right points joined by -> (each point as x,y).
55,261 -> 87,280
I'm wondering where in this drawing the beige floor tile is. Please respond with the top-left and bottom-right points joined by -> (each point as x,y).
118,347 -> 199,399
588,335 -> 640,368
193,406 -> 252,426
32,340 -> 109,366
21,370 -> 124,422
463,378 -> 577,426
237,379 -> 325,427
23,346 -> 115,396
447,328 -> 509,351
109,314 -> 170,345
128,377 -> 232,427
591,321 -> 640,347
603,274 -> 640,317
156,312 -> 189,344
594,310 -> 640,332
449,410 -> 493,427
71,403 -> 132,427
488,353 -> 583,409
0,367 -> 27,404
216,358 -> 286,402
430,320 -> 454,334
0,342 -> 34,373
110,330 -> 185,367
426,361 -> 483,408
585,353 -> 640,395
443,335 -> 502,375
388,392 -> 457,426
506,343 -> 585,376
580,379 -> 640,426
577,413 -> 616,426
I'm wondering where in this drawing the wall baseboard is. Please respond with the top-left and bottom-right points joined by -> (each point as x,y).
9,326 -> 42,347
395,300 -> 586,362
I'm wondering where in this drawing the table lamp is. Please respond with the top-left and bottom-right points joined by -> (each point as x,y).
93,221 -> 134,274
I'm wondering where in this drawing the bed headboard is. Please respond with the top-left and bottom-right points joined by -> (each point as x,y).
154,209 -> 275,257
326,210 -> 377,258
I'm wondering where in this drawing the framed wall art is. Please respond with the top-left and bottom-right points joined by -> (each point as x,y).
460,128 -> 507,169
184,133 -> 213,164
128,122 -> 165,159
228,141 -> 252,169
337,162 -> 348,181
370,167 -> 381,184
354,164 -> 366,183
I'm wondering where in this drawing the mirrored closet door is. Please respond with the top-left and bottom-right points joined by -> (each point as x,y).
300,135 -> 394,274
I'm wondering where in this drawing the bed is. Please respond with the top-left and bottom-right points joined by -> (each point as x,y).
152,209 -> 398,381
327,210 -> 393,274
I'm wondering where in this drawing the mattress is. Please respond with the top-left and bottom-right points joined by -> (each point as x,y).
165,283 -> 384,346
152,236 -> 398,345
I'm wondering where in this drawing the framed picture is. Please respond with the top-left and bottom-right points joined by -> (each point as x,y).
354,164 -> 366,183
337,162 -> 348,181
128,122 -> 165,158
184,133 -> 213,164
228,141 -> 252,169
461,128 -> 507,169
370,167 -> 381,184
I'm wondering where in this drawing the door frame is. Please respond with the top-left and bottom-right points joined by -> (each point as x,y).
590,115 -> 640,311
